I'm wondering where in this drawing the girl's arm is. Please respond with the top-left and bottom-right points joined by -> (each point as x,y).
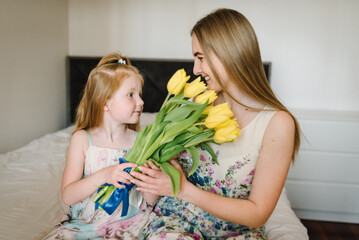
131,111 -> 295,227
61,130 -> 137,205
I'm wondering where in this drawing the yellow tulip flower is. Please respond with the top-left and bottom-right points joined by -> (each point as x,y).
167,69 -> 190,95
215,118 -> 239,130
195,90 -> 218,105
214,122 -> 241,143
184,77 -> 207,98
202,106 -> 213,115
204,114 -> 230,129
208,103 -> 233,119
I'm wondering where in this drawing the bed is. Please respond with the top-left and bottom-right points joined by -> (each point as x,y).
0,57 -> 308,240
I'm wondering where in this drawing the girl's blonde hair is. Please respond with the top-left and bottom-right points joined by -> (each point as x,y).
191,8 -> 300,162
74,52 -> 144,132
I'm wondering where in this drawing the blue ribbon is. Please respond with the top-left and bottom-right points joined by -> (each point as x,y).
94,158 -> 134,216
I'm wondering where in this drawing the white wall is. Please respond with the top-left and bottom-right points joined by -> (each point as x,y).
69,0 -> 359,113
287,110 -> 359,223
1,0 -> 358,153
0,0 -> 68,153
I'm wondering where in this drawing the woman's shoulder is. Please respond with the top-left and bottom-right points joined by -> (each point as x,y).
270,111 -> 295,129
264,110 -> 295,142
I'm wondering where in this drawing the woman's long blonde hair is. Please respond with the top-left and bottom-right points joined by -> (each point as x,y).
74,52 -> 144,132
191,8 -> 300,162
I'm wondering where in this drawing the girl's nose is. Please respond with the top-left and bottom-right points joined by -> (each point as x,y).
138,97 -> 144,107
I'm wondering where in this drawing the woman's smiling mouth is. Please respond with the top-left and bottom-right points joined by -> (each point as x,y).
204,76 -> 210,84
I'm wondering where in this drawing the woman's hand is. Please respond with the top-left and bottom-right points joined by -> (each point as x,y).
130,160 -> 188,198
139,162 -> 161,204
103,162 -> 137,188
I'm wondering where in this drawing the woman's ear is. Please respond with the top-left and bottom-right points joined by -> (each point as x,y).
104,105 -> 109,111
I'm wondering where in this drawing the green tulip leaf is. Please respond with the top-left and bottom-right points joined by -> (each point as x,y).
186,146 -> 200,176
183,130 -> 215,148
161,161 -> 180,196
125,124 -> 153,162
162,131 -> 192,149
145,158 -> 160,168
159,144 -> 185,163
135,121 -> 168,164
164,104 -> 198,122
200,142 -> 219,165
168,99 -> 204,107
151,146 -> 162,162
154,104 -> 169,125
161,101 -> 208,144
186,125 -> 203,134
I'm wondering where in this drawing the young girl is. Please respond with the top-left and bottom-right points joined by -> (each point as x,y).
42,52 -> 159,239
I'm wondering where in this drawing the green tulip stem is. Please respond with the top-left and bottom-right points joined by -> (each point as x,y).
92,185 -> 108,202
165,104 -> 176,115
184,137 -> 214,148
160,93 -> 171,111
193,122 -> 205,127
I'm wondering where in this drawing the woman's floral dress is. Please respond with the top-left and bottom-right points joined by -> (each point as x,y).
42,131 -> 151,240
141,108 -> 276,240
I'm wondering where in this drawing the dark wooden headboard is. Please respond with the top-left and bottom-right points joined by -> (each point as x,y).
66,56 -> 271,125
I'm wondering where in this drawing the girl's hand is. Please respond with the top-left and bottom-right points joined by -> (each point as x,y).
104,162 -> 137,188
130,160 -> 189,198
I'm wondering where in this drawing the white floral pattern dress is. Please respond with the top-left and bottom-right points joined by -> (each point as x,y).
42,131 -> 152,240
141,108 -> 276,240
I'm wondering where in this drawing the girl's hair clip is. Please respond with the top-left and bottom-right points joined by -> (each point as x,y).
118,59 -> 126,64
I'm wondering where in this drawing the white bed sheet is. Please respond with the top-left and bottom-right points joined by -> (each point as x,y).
0,113 -> 308,240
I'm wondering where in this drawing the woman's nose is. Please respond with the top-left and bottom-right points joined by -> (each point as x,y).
193,60 -> 201,76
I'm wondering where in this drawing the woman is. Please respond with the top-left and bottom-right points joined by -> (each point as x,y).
130,8 -> 301,239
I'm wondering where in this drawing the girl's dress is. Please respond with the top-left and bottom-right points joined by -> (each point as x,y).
141,108 -> 276,240
42,131 -> 151,240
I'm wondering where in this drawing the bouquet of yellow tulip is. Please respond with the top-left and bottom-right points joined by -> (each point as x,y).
92,69 -> 240,216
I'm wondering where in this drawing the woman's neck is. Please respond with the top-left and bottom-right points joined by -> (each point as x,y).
216,90 -> 265,129
217,89 -> 264,109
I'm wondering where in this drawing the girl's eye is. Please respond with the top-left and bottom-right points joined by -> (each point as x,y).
127,93 -> 133,97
